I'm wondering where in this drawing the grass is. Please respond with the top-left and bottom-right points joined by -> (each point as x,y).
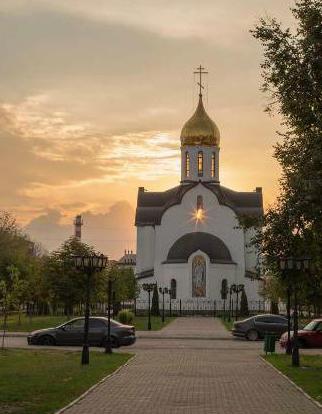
0,348 -> 132,414
220,317 -> 234,331
132,316 -> 175,331
1,314 -> 175,333
2,315 -> 70,332
265,354 -> 322,404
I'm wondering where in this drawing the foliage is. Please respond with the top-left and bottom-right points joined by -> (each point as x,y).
251,0 -> 322,308
0,211 -> 41,312
240,289 -> 249,316
270,301 -> 279,314
43,237 -> 104,316
117,309 -> 134,324
0,349 -> 131,414
151,284 -> 160,316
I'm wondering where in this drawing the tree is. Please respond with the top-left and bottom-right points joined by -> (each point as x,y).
240,289 -> 249,316
251,0 -> 322,307
43,237 -> 103,316
0,211 -> 42,318
151,284 -> 160,316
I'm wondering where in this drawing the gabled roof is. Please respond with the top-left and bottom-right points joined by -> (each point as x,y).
135,183 -> 263,226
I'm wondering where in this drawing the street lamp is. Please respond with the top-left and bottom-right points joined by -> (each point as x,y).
279,256 -> 311,366
73,254 -> 108,365
159,287 -> 168,323
105,272 -> 117,354
142,283 -> 155,330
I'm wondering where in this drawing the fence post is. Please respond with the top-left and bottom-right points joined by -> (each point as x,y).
213,300 -> 216,317
179,299 -> 182,316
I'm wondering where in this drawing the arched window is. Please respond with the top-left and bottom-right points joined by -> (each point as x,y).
211,153 -> 215,178
170,279 -> 177,299
198,151 -> 203,176
185,152 -> 190,177
197,195 -> 203,210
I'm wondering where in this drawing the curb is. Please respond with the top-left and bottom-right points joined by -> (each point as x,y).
55,354 -> 136,414
4,333 -> 28,337
136,335 -> 232,340
260,356 -> 322,410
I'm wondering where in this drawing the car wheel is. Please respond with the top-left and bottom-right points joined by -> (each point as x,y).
111,336 -> 120,348
246,329 -> 259,341
38,335 -> 55,346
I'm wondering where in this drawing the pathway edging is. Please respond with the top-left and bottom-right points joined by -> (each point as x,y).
55,354 -> 136,414
260,356 -> 322,410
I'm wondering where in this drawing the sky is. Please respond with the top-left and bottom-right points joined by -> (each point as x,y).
0,0 -> 295,259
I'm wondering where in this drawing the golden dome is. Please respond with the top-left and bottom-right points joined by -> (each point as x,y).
180,95 -> 220,146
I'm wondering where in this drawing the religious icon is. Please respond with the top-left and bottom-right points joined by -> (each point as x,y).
192,255 -> 206,297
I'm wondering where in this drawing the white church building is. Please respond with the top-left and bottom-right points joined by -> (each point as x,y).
135,72 -> 263,305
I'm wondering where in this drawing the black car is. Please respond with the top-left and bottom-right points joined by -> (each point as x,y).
232,314 -> 288,341
27,317 -> 136,347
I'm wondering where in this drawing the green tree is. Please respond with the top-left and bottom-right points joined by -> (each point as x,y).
151,284 -> 160,316
251,0 -> 322,307
0,211 -> 42,316
43,237 -> 104,316
240,289 -> 249,316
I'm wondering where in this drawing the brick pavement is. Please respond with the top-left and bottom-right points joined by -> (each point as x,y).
62,317 -> 322,414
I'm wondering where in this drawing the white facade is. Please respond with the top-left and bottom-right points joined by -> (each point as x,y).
136,184 -> 262,303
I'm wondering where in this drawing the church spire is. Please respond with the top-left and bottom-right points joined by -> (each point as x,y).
194,65 -> 208,97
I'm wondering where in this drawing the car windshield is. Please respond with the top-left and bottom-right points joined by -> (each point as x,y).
303,321 -> 317,331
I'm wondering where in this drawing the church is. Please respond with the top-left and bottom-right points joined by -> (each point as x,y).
135,68 -> 263,305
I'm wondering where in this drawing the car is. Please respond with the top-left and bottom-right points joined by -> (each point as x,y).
232,314 -> 288,341
27,316 -> 136,347
280,319 -> 322,349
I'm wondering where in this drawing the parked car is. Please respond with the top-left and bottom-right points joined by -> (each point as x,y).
280,319 -> 322,349
232,314 -> 288,341
27,316 -> 136,347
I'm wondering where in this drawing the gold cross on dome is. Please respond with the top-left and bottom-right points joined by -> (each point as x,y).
194,65 -> 208,97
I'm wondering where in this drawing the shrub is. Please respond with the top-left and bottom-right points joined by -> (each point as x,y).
270,301 -> 279,315
117,309 -> 134,324
240,289 -> 249,316
151,284 -> 160,316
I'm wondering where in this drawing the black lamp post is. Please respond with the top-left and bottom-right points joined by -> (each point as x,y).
159,287 -> 168,323
228,284 -> 236,321
105,273 -> 117,354
279,256 -> 311,366
235,284 -> 244,321
73,254 -> 108,365
142,283 -> 155,330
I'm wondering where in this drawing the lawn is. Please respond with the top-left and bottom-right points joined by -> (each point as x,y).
133,316 -> 175,331
0,348 -> 131,414
220,317 -> 234,331
1,314 -> 175,332
2,315 -> 70,332
265,354 -> 322,404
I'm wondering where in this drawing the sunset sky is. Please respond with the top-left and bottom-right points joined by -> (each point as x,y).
0,1 -> 295,258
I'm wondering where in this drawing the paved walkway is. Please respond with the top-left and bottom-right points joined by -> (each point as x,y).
62,317 -> 321,414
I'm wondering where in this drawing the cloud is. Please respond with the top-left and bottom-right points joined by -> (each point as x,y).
24,201 -> 135,259
0,0 -> 294,45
